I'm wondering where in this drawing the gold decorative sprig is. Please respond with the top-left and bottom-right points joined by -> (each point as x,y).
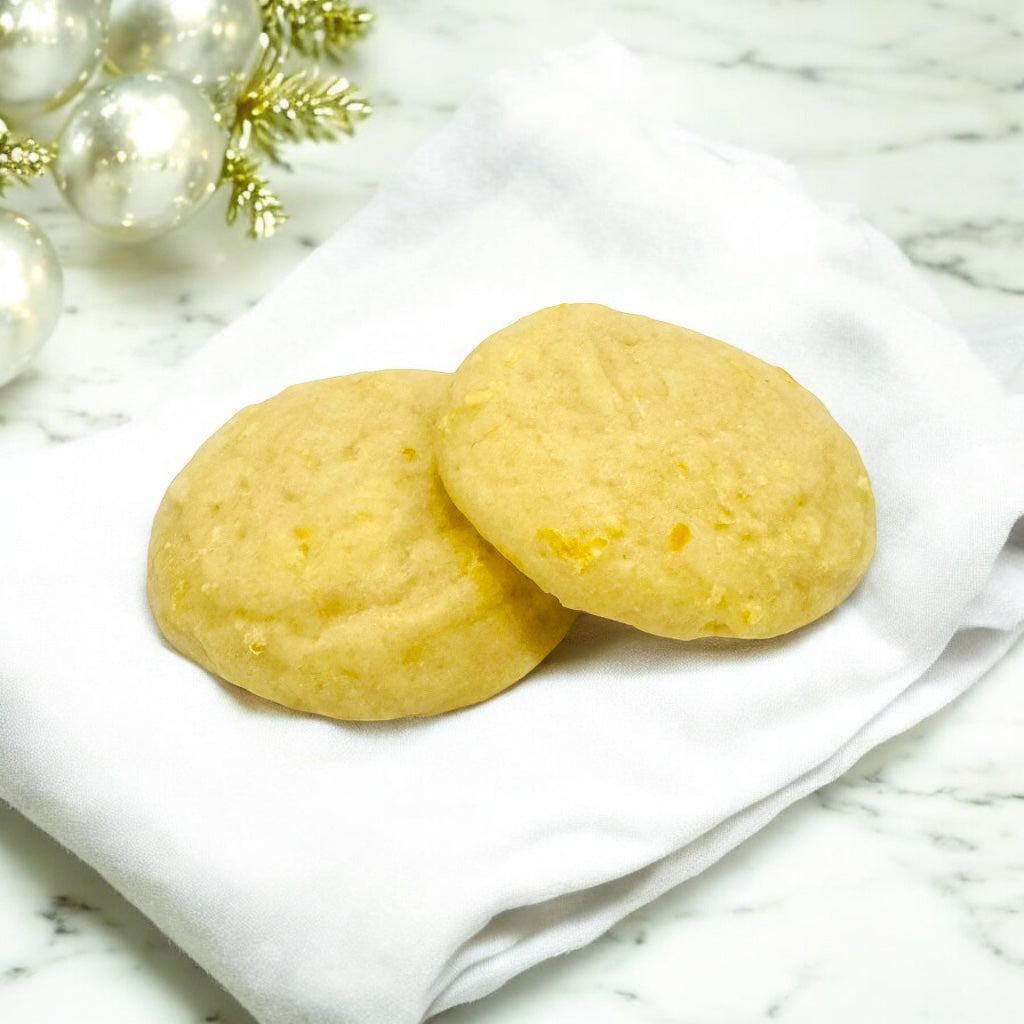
222,148 -> 288,239
215,3 -> 374,236
232,50 -> 372,165
0,119 -> 55,196
260,0 -> 375,62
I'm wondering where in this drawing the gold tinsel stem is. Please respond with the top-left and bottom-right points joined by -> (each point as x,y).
222,148 -> 289,239
0,120 -> 55,196
260,0 -> 375,60
219,2 -> 374,236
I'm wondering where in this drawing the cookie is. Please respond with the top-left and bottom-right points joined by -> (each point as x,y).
147,370 -> 577,720
436,303 -> 876,640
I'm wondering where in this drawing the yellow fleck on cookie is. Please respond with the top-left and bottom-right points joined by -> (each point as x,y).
436,304 -> 876,640
147,371 -> 577,720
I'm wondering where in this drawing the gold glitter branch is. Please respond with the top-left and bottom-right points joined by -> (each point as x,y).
232,55 -> 372,165
219,3 -> 373,236
261,0 -> 375,62
0,120 -> 55,196
222,148 -> 288,239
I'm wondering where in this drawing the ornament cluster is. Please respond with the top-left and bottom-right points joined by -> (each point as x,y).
0,0 -> 373,384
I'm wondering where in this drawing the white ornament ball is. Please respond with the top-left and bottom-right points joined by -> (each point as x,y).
0,0 -> 110,122
0,210 -> 63,388
105,0 -> 263,97
53,72 -> 227,240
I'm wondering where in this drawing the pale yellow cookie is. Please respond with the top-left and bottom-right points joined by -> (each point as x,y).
436,304 -> 876,640
147,371 -> 577,720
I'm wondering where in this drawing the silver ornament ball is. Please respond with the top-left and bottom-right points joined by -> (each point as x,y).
0,210 -> 63,388
0,0 -> 110,122
53,72 -> 227,240
105,0 -> 263,97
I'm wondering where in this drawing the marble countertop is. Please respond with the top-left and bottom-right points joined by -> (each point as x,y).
2,1 -> 1023,1021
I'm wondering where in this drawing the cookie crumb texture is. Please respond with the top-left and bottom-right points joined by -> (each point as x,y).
147,371 -> 577,720
437,304 -> 876,640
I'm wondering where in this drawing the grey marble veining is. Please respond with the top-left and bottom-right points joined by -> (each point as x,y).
0,798 -> 254,1022
1,1 -> 1023,1021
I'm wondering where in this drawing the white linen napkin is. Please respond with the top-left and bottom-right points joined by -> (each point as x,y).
2,37 -> 1023,1024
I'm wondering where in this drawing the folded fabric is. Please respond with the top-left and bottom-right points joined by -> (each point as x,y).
1,37 -> 1022,1024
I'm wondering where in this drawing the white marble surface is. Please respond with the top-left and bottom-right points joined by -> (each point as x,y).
1,0 -> 1023,1021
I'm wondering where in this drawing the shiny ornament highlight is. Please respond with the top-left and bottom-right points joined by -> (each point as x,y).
0,210 -> 62,387
53,73 -> 227,239
0,0 -> 110,122
105,0 -> 264,97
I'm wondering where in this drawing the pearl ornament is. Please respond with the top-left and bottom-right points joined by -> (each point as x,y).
0,0 -> 110,122
0,210 -> 63,387
105,0 -> 264,98
53,72 -> 227,239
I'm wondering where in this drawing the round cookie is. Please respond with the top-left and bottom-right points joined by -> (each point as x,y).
147,370 -> 577,720
436,303 -> 876,641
